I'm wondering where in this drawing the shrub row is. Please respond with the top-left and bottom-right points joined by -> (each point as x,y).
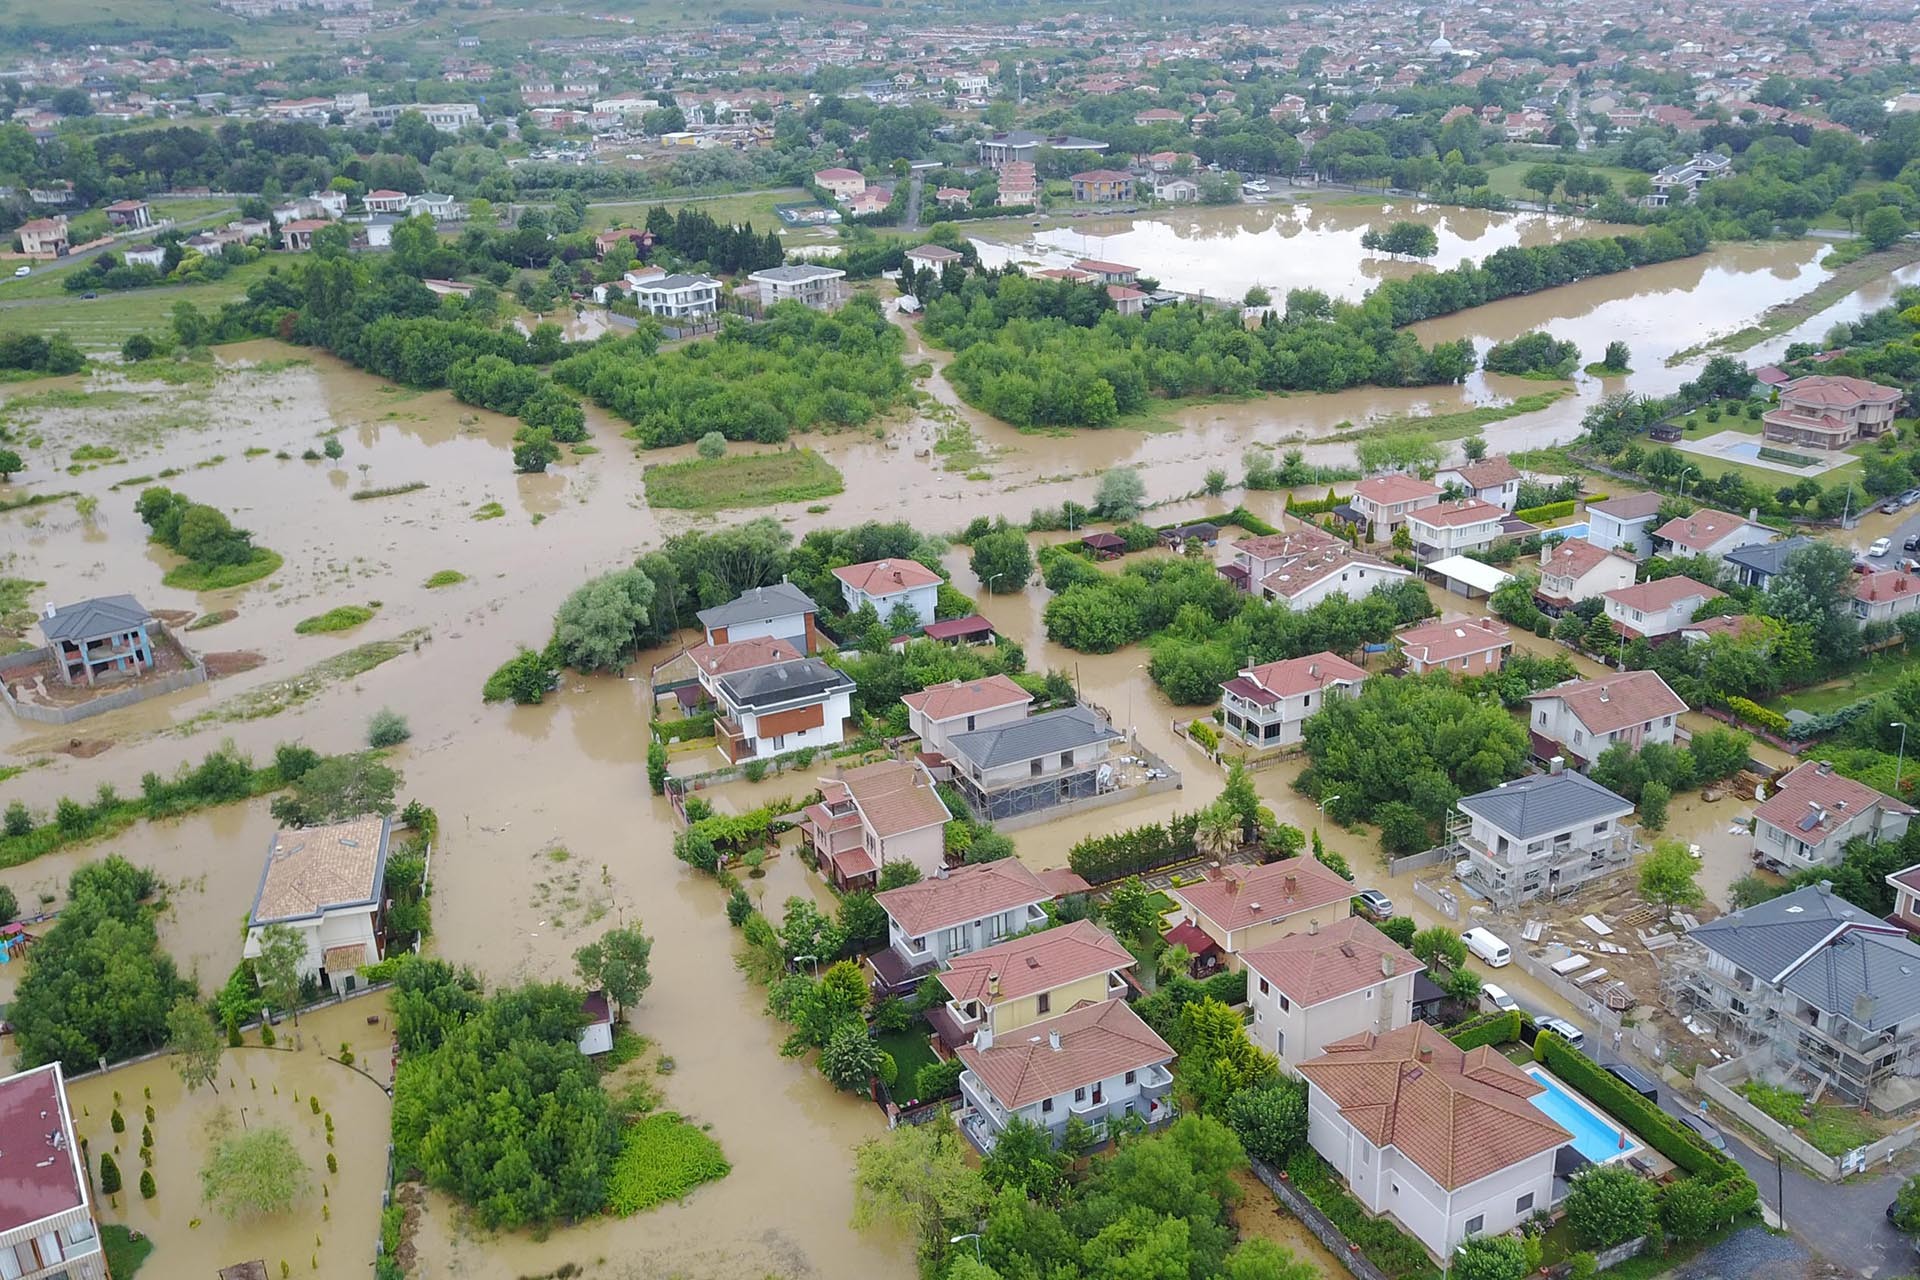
1445,1008 -> 1522,1050
1284,489 -> 1346,519
1067,811 -> 1202,885
1514,498 -> 1578,524
1726,696 -> 1791,737
1188,720 -> 1220,752
1284,1151 -> 1440,1280
1756,446 -> 1820,469
1223,506 -> 1279,537
1781,694 -> 1879,742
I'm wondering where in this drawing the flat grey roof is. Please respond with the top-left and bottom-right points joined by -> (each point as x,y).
1457,770 -> 1634,840
638,273 -> 719,291
696,582 -> 819,630
751,264 -> 845,282
946,705 -> 1117,769
714,657 -> 852,710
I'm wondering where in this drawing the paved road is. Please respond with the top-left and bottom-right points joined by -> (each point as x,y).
1854,497 -> 1920,567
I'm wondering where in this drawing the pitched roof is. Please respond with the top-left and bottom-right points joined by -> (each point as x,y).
1242,916 -> 1424,1007
1257,544 -> 1408,600
1587,492 -> 1665,520
814,166 -> 863,181
1236,526 -> 1345,560
714,657 -> 852,710
1722,536 -> 1815,579
1171,857 -> 1354,937
833,558 -> 943,596
1458,769 -> 1634,840
956,998 -> 1172,1110
1754,760 -> 1912,842
1540,537 -> 1626,579
0,1064 -> 86,1231
901,673 -> 1032,720
945,705 -> 1118,769
1294,1022 -> 1570,1191
36,594 -> 151,643
1069,168 -> 1135,181
1778,374 -> 1901,407
1448,456 -> 1521,488
1854,570 -> 1920,605
1396,617 -> 1509,665
834,758 -> 951,838
1353,474 -> 1443,506
687,635 -> 803,678
1653,507 -> 1763,552
1406,498 -> 1505,529
1779,922 -> 1920,1030
876,859 -> 1052,937
249,814 -> 391,926
1239,652 -> 1368,701
1527,670 -> 1687,734
1603,576 -> 1725,613
939,920 -> 1134,1006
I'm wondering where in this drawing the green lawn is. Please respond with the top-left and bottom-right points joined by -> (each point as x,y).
642,448 -> 844,511
101,1224 -> 153,1277
162,547 -> 283,591
0,257 -> 278,350
875,1027 -> 940,1095
1483,160 -> 1643,202
1771,651 -> 1919,715
586,188 -> 813,233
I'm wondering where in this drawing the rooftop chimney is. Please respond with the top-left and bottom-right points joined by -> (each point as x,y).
1047,1029 -> 1062,1052
1550,755 -> 1565,776
1284,874 -> 1298,896
1382,954 -> 1396,977
1417,1045 -> 1434,1064
1598,687 -> 1610,703
988,972 -> 1000,996
935,864 -> 949,879
974,1026 -> 994,1051
1308,918 -> 1319,935
1817,761 -> 1834,775
40,602 -> 54,619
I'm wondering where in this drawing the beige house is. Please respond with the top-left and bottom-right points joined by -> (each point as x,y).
902,673 -> 1032,762
1526,670 -> 1687,770
1168,857 -> 1355,967
956,999 -> 1175,1152
1533,538 -> 1635,614
869,859 -> 1054,992
16,216 -> 68,256
1763,375 -> 1901,450
1394,616 -> 1510,676
1245,916 -> 1422,1070
243,814 -> 392,994
1349,474 -> 1442,535
813,166 -> 867,200
1220,652 -> 1367,748
1603,575 -> 1726,642
0,1064 -> 106,1280
1404,499 -> 1505,564
931,919 -> 1133,1049
800,758 -> 950,890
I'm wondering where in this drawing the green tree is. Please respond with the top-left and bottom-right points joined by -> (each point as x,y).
1245,285 -> 1273,308
484,647 -> 560,705
1224,1239 -> 1319,1280
850,1122 -> 990,1263
1204,467 -> 1228,495
1455,1234 -> 1537,1280
254,923 -> 307,1025
199,1122 -> 312,1218
819,1022 -> 885,1091
979,1115 -> 1068,1200
1172,997 -> 1279,1115
322,435 -> 345,461
1522,163 -> 1566,204
697,431 -> 726,459
553,567 -> 656,672
1222,1078 -> 1308,1165
268,753 -> 397,826
573,924 -> 653,1017
0,449 -> 21,481
165,996 -> 223,1093
1866,204 -> 1910,251
1601,340 -> 1632,372
970,528 -> 1034,593
1638,838 -> 1704,922
1890,1173 -> 1920,1233
513,427 -> 560,473
1104,877 -> 1161,943
1094,467 -> 1147,520
367,708 -> 411,748
1638,780 -> 1671,830
1564,1164 -> 1654,1248
99,1152 -> 122,1198
1411,926 -> 1468,970
1764,541 -> 1859,668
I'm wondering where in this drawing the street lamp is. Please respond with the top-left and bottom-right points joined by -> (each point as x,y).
1896,722 -> 1909,796
1318,794 -> 1341,819
1677,466 -> 1699,499
951,1233 -> 983,1263
792,953 -> 820,978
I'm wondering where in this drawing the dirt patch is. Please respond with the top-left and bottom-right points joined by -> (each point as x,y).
150,609 -> 196,626
201,650 -> 266,679
51,738 -> 112,758
393,1181 -> 425,1272
187,609 -> 237,631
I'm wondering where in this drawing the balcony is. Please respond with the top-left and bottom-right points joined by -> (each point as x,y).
1136,1063 -> 1174,1092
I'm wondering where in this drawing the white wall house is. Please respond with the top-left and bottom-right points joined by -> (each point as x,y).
1534,538 -> 1635,614
630,272 -> 721,319
1451,767 -> 1638,908
1349,474 -> 1442,534
869,859 -> 1055,991
1297,1023 -> 1570,1259
0,1064 -> 106,1280
1853,570 -> 1920,625
1650,507 -> 1772,564
1224,529 -> 1412,608
956,999 -> 1176,1152
1220,652 -> 1366,748
1752,760 -> 1914,872
243,814 -> 392,994
1404,499 -> 1506,564
1245,917 -> 1422,1070
1434,456 -> 1522,510
834,558 -> 943,628
694,582 -> 820,652
749,263 -> 847,310
1526,671 -> 1687,770
901,674 -> 1032,758
1585,493 -> 1665,560
710,657 -> 855,763
1602,576 -> 1725,642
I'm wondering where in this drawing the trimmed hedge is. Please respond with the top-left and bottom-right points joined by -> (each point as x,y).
1068,812 -> 1202,884
1727,696 -> 1791,737
1285,489 -> 1345,520
1783,696 -> 1878,742
1756,446 -> 1819,469
1446,1008 -> 1521,1050
1224,505 -> 1279,537
1198,967 -> 1248,1006
1515,498 -> 1578,524
1188,720 -> 1220,751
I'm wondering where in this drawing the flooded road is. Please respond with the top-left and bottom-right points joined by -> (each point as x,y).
0,224 -> 1903,1275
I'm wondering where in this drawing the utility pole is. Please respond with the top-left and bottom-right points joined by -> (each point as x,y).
1775,1148 -> 1785,1232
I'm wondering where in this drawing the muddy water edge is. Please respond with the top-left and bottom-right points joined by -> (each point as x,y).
0,227 -> 1902,1277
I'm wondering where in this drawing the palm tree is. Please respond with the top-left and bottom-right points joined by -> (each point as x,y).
1195,803 -> 1239,857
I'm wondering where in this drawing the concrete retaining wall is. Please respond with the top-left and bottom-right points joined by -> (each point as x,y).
1248,1158 -> 1394,1280
0,621 -> 208,725
1696,1054 -> 1920,1180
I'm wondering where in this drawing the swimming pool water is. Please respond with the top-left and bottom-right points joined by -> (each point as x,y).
1524,1066 -> 1636,1162
1545,523 -> 1589,541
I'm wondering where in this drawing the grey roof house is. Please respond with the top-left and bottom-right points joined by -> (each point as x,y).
945,705 -> 1124,822
1721,536 -> 1815,591
711,657 -> 855,764
37,595 -> 156,687
694,582 -> 821,652
1447,764 -> 1638,908
1671,882 -> 1920,1114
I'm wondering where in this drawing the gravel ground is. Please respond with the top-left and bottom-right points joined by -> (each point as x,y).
1668,1226 -> 1827,1280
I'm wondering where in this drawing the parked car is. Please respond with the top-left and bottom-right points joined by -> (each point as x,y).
1354,889 -> 1393,919
1902,489 -> 1920,507
1901,558 -> 1920,574
1604,1062 -> 1660,1100
1535,1015 -> 1585,1048
1480,983 -> 1518,1013
1871,537 -> 1894,558
1883,500 -> 1902,515
1463,927 -> 1511,967
1676,1112 -> 1726,1150
10,265 -> 26,278
1905,534 -> 1920,553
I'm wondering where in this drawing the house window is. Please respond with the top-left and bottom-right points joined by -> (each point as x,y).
1259,978 -> 1270,995
1276,1028 -> 1286,1056
1465,1215 -> 1485,1235
966,715 -> 976,731
1517,1193 -> 1534,1213
946,926 -> 969,954
1279,993 -> 1291,1012
1074,1086 -> 1086,1102
1593,823 -> 1608,834
1042,1098 -> 1053,1113
1125,1070 -> 1136,1085
1059,751 -> 1073,769
1037,992 -> 1051,1014
1304,695 -> 1313,709
987,914 -> 1007,941
1030,760 -> 1043,777
1662,715 -> 1673,727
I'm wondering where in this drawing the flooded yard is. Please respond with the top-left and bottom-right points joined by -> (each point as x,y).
0,223 -> 1901,1277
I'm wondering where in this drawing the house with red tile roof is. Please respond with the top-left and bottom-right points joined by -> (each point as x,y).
1763,375 -> 1902,451
955,997 -> 1175,1152
1404,499 -> 1506,563
902,673 -> 1032,763
870,859 -> 1053,991
686,635 -> 804,702
1852,569 -> 1920,625
932,919 -> 1134,1050
1219,652 -> 1366,748
1526,670 -> 1687,769
1535,538 -> 1636,613
834,558 -> 942,629
1650,507 -> 1771,563
1603,575 -> 1726,642
1754,759 -> 1913,872
1884,861 -> 1920,932
1296,1022 -> 1571,1257
801,758 -> 951,890
1069,169 -> 1135,202
0,1063 -> 102,1279
1245,916 -> 1423,1070
1169,857 -> 1356,966
813,166 -> 867,200
1222,526 -> 1413,608
1434,456 -> 1522,510
1072,258 -> 1137,284
1395,616 -> 1510,676
1349,474 -> 1442,535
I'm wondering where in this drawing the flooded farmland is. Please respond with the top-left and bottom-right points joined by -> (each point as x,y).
0,213 -> 1906,1276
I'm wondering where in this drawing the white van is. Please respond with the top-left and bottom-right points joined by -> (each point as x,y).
1463,927 -> 1511,967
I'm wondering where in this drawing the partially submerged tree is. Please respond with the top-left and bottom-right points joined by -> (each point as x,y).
573,924 -> 653,1018
199,1120 -> 312,1218
165,996 -> 223,1093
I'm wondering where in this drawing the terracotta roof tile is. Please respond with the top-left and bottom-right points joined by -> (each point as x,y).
1396,617 -> 1509,666
250,815 -> 390,925
1294,1022 -> 1570,1190
1243,916 -> 1424,1006
1172,857 -> 1354,938
1540,537 -> 1625,579
839,759 -> 950,838
833,558 -> 943,595
688,635 -> 802,677
1603,576 -> 1724,613
1528,670 -> 1687,735
939,921 -> 1133,1006
1407,498 -> 1505,530
1353,474 -> 1443,506
901,673 -> 1033,720
1652,507 -> 1763,552
1853,570 -> 1920,604
1755,760 -> 1913,840
1240,652 -> 1368,700
956,998 -> 1173,1110
876,859 -> 1052,937
1450,456 -> 1520,488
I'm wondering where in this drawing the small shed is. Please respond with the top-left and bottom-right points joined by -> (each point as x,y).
578,989 -> 614,1056
1411,971 -> 1447,1022
1081,531 -> 1126,559
922,615 -> 997,645
1163,918 -> 1223,977
1161,522 -> 1219,548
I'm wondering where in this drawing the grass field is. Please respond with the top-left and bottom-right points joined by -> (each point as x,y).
0,257 -> 276,350
1771,651 -> 1917,715
101,1225 -> 153,1278
586,188 -> 815,233
162,547 -> 282,591
642,449 -> 844,511
873,1028 -> 941,1098
1483,160 -> 1643,202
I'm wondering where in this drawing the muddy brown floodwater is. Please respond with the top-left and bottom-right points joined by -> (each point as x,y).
0,225 -> 1907,1277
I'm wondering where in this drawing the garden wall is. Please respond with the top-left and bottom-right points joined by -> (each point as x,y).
1696,1054 -> 1920,1180
1248,1158 -> 1394,1280
0,630 -> 209,726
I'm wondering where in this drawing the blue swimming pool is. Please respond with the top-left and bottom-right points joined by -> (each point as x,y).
1524,1066 -> 1639,1163
1544,522 -> 1589,541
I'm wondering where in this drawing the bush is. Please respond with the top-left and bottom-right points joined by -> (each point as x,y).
1446,1009 -> 1521,1050
1514,499 -> 1578,524
1727,696 -> 1791,736
99,1153 -> 121,1197
367,709 -> 411,748
1188,720 -> 1219,752
605,1113 -> 731,1214
913,1057 -> 965,1101
139,1169 -> 156,1200
1224,1079 -> 1308,1165
1068,812 -> 1201,884
1564,1164 -> 1654,1248
696,431 -> 727,459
